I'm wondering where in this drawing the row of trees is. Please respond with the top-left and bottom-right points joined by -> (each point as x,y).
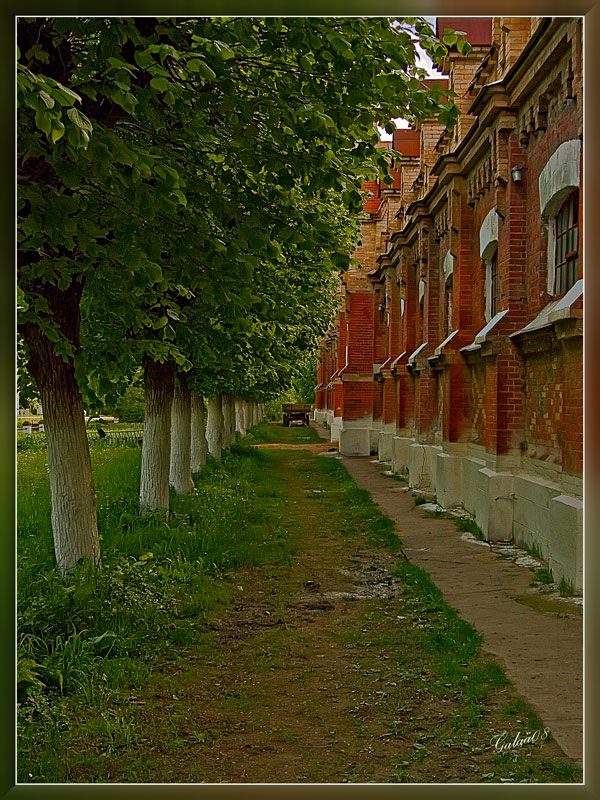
17,17 -> 464,575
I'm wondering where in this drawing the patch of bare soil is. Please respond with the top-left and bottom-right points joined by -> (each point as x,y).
251,442 -> 336,453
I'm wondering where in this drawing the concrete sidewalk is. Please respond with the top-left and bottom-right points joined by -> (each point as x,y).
313,426 -> 583,766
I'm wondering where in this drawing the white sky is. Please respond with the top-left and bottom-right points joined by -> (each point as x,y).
379,15 -> 447,139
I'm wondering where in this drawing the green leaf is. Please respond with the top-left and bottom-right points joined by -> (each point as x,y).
145,261 -> 163,282
39,90 -> 54,109
331,252 -> 350,269
34,109 -> 51,135
152,316 -> 169,329
134,48 -> 154,68
52,83 -> 81,106
171,189 -> 187,206
66,107 -> 93,133
50,120 -> 65,143
150,76 -> 170,93
212,40 -> 235,60
187,58 -> 216,80
442,31 -> 458,47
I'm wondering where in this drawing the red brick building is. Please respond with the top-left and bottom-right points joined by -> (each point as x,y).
315,17 -> 583,590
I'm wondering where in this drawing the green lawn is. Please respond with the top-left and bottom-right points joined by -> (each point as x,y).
245,421 -> 322,444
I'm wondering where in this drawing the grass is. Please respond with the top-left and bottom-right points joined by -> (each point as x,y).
559,577 -> 576,597
455,516 -> 486,541
245,421 -> 321,445
17,433 -> 295,781
532,568 -> 554,586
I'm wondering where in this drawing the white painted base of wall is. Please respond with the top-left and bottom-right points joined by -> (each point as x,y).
391,436 -> 411,475
339,416 -> 373,456
390,438 -> 583,590
377,423 -> 396,462
370,419 -> 383,455
548,495 -> 583,590
314,409 -> 328,425
408,443 -> 442,490
330,416 -> 343,444
435,452 -> 463,508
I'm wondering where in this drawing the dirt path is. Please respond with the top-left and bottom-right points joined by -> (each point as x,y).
319,428 -> 583,767
72,440 -> 580,784
251,442 -> 336,453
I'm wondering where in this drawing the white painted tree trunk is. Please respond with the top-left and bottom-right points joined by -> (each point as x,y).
190,393 -> 208,472
21,290 -> 100,576
169,375 -> 194,495
234,397 -> 246,436
206,394 -> 224,459
242,401 -> 250,434
45,396 -> 100,576
140,358 -> 175,518
222,394 -> 235,448
221,394 -> 230,449
228,396 -> 237,443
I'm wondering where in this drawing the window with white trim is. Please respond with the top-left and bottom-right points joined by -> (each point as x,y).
538,139 -> 581,296
479,208 -> 499,322
446,275 -> 453,335
553,191 -> 579,295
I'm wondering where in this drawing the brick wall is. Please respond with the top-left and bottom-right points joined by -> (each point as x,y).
524,342 -> 562,459
317,16 -> 581,486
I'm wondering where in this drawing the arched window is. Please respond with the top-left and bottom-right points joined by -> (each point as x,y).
446,275 -> 453,335
553,191 -> 579,295
538,139 -> 581,295
479,208 -> 499,321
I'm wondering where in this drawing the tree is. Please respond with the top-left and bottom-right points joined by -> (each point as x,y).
18,16 -> 462,572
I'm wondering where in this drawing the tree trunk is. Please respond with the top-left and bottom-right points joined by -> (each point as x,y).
20,283 -> 100,576
190,393 -> 208,472
140,358 -> 175,517
169,373 -> 194,495
234,397 -> 246,436
221,394 -> 234,448
206,394 -> 224,459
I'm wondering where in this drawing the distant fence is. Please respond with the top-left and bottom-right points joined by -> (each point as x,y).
17,428 -> 144,452
95,429 -> 144,447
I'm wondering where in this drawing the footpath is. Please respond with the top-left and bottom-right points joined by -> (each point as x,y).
313,423 -> 583,767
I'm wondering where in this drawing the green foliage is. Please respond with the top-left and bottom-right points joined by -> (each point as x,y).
110,383 -> 145,423
455,516 -> 486,541
533,568 -> 554,586
559,577 -> 575,597
18,17 -> 460,409
292,352 -> 319,403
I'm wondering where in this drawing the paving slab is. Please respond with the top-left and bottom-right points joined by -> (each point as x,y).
313,428 -> 583,766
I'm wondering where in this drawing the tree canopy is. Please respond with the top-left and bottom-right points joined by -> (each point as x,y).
18,16 -> 462,405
